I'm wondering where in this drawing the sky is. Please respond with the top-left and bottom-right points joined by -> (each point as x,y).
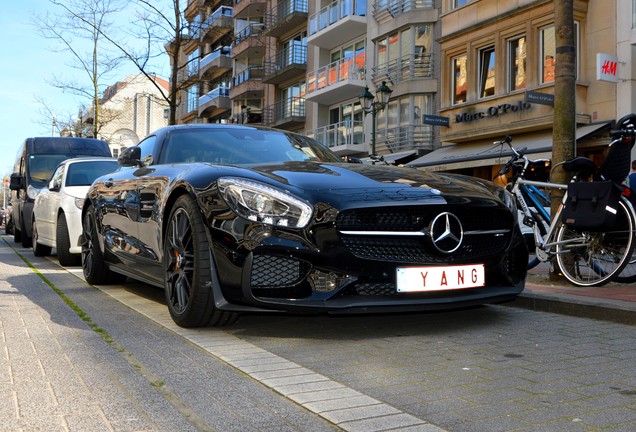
0,1 -> 166,178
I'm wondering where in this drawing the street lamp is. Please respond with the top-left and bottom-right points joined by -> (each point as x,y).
358,81 -> 393,158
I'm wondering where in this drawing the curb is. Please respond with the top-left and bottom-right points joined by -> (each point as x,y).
508,289 -> 636,326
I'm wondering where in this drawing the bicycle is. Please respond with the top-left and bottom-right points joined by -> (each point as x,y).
496,115 -> 636,286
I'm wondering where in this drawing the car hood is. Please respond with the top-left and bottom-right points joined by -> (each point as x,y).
62,185 -> 91,199
232,162 -> 504,207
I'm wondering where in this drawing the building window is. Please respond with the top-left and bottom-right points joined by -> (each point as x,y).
540,22 -> 578,84
540,26 -> 556,83
187,49 -> 199,77
478,46 -> 495,98
508,36 -> 527,91
452,0 -> 468,9
451,54 -> 467,105
186,85 -> 198,113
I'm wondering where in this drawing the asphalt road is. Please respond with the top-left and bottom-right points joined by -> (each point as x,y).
3,234 -> 636,431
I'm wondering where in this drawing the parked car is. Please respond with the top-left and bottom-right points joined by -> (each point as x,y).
32,157 -> 119,265
82,124 -> 528,328
9,137 -> 113,248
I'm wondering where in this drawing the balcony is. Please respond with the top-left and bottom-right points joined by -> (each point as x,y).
230,66 -> 265,98
374,124 -> 434,154
372,0 -> 434,23
308,0 -> 366,50
264,97 -> 306,128
263,44 -> 307,84
198,86 -> 231,117
201,6 -> 233,42
305,55 -> 365,105
233,0 -> 266,20
307,120 -> 365,155
264,0 -> 308,38
199,47 -> 232,79
372,53 -> 434,83
232,23 -> 267,60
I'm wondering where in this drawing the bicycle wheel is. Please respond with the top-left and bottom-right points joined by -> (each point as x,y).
555,197 -> 635,287
613,250 -> 636,283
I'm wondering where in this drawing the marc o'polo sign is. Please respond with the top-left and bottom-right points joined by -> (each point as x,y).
525,91 -> 554,106
454,100 -> 532,123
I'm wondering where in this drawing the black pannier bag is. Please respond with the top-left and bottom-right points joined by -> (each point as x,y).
561,181 -> 621,231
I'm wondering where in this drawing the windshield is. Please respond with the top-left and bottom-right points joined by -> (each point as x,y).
28,154 -> 73,184
66,160 -> 119,186
161,128 -> 341,165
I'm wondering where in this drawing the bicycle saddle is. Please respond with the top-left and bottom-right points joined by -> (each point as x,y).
563,157 -> 596,178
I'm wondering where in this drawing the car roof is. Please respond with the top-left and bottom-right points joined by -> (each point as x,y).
59,156 -> 118,166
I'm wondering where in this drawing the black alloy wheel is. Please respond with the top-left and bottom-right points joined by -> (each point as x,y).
163,195 -> 238,328
81,205 -> 125,285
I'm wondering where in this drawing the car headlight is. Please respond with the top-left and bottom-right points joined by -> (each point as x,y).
27,185 -> 42,200
75,198 -> 85,210
218,177 -> 313,228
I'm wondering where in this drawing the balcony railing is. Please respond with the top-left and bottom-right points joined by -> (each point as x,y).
372,53 -> 434,82
372,0 -> 433,20
264,44 -> 307,75
375,124 -> 434,154
308,0 -> 366,36
234,22 -> 265,45
307,120 -> 365,148
265,0 -> 308,35
200,47 -> 232,70
306,55 -> 365,94
198,86 -> 230,106
201,6 -> 233,35
232,66 -> 264,86
267,97 -> 306,124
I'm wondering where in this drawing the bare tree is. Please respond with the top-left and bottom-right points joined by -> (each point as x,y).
33,0 -> 126,138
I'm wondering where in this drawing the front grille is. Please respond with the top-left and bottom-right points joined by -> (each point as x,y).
352,283 -> 397,296
341,236 -> 509,263
337,205 -> 513,263
250,255 -> 310,288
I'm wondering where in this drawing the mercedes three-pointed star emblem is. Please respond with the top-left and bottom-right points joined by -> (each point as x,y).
428,212 -> 463,254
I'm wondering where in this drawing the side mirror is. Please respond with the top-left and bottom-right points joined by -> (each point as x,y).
118,146 -> 143,167
9,172 -> 23,191
48,178 -> 60,192
342,156 -> 363,164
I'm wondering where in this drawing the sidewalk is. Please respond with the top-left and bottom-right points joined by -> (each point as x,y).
511,261 -> 636,325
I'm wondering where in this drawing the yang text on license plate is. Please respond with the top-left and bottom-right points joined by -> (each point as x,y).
396,264 -> 485,293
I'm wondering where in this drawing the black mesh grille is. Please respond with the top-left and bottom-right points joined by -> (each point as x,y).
337,206 -> 513,263
353,283 -> 397,296
251,255 -> 310,288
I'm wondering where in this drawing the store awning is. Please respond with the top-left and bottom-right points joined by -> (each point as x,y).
361,149 -> 419,165
407,122 -> 612,172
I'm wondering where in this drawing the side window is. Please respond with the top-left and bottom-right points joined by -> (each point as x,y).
51,166 -> 64,189
138,136 -> 156,166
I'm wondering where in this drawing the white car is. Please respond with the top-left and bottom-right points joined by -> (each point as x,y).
32,157 -> 119,265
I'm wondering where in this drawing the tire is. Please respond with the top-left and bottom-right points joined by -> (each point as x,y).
13,221 -> 21,243
82,205 -> 126,285
524,233 -> 540,270
556,198 -> 635,287
56,214 -> 81,266
163,195 -> 238,328
32,218 -> 52,257
20,218 -> 31,248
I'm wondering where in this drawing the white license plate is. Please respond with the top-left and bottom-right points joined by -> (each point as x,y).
396,264 -> 485,293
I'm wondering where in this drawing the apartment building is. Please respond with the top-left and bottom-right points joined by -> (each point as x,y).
409,0 -> 620,179
178,0 -> 441,164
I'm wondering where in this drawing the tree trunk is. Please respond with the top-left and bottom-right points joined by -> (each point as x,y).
551,0 -> 577,280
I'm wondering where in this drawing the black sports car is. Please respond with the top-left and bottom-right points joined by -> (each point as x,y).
82,124 -> 527,327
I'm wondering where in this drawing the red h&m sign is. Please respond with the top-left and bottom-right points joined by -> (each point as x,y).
597,53 -> 619,83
